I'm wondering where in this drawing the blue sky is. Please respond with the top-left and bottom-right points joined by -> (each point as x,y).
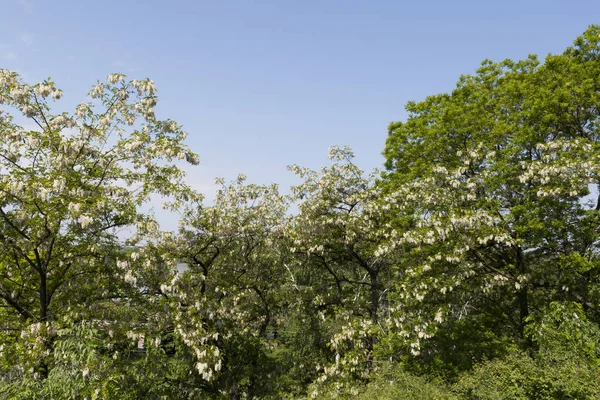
1,0 -> 599,226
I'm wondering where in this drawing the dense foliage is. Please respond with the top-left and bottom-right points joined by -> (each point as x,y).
1,25 -> 600,399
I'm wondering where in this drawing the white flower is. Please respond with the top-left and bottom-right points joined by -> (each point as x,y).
108,74 -> 123,84
188,154 -> 200,165
11,181 -> 23,195
22,105 -> 37,117
78,215 -> 93,228
52,178 -> 65,192
160,284 -> 170,293
91,84 -> 104,98
124,270 -> 136,285
75,103 -> 91,118
196,362 -> 208,373
10,87 -> 29,102
38,187 -> 49,201
99,116 -> 110,126
36,84 -> 51,97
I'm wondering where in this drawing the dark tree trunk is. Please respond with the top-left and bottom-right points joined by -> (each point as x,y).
515,246 -> 531,347
39,270 -> 48,322
365,270 -> 380,370
229,373 -> 240,400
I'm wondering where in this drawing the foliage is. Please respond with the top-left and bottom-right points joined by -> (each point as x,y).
455,302 -> 600,399
286,146 -> 406,397
0,70 -> 199,397
382,24 -> 600,361
357,366 -> 457,400
163,176 -> 290,397
2,25 -> 600,399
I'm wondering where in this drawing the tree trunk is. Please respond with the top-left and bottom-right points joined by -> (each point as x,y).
370,271 -> 379,324
366,271 -> 379,370
515,246 -> 532,347
229,373 -> 240,400
38,269 -> 50,378
39,270 -> 48,322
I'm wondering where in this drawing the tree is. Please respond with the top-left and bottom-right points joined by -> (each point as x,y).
165,175 -> 290,398
286,146 -> 404,397
381,25 -> 600,370
0,69 -> 199,397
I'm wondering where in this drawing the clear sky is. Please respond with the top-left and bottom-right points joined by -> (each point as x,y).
1,0 -> 599,227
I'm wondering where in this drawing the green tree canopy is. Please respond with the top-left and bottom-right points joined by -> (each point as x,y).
381,25 -> 600,367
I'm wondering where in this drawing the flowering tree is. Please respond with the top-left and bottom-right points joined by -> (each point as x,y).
164,175 -> 290,397
1,25 -> 599,399
382,25 -> 600,373
0,69 -> 199,397
286,146 -> 405,397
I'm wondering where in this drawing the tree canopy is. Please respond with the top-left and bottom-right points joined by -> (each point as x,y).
1,25 -> 600,400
